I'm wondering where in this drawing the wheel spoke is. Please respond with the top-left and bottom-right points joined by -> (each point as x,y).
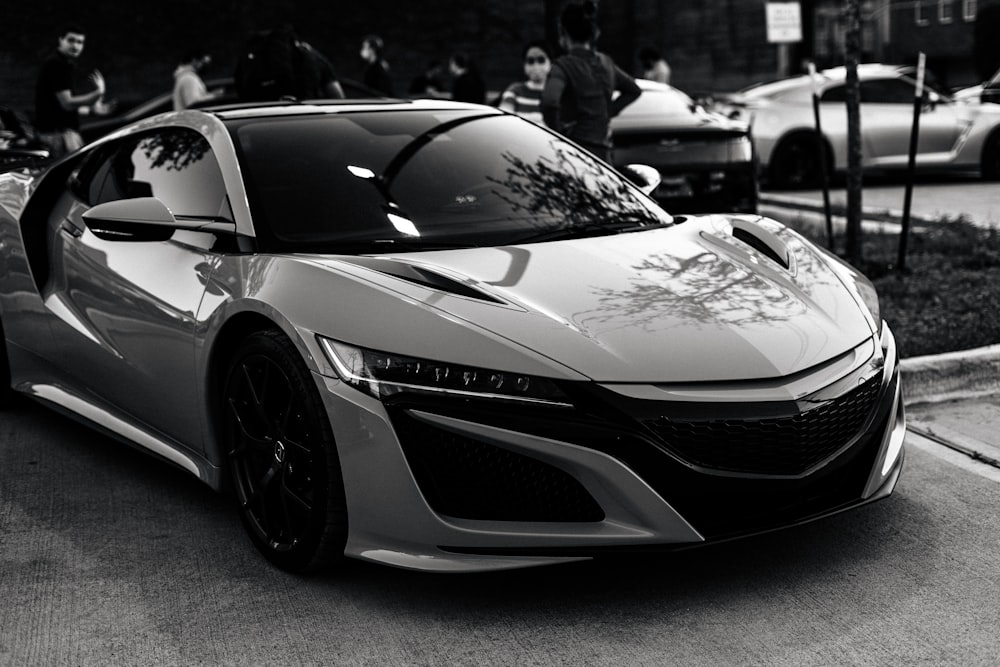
241,361 -> 277,435
242,461 -> 281,510
227,397 -> 271,453
278,390 -> 296,436
282,477 -> 313,514
281,434 -> 311,456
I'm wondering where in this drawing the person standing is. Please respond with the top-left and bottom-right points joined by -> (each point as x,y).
541,1 -> 641,161
34,24 -> 105,158
172,50 -> 217,110
498,41 -> 552,124
360,34 -> 393,96
448,53 -> 486,104
638,47 -> 671,85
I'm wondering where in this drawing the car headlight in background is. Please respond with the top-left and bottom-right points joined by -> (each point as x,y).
318,337 -> 573,407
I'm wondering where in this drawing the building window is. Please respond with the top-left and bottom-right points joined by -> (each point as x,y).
939,0 -> 954,23
915,0 -> 930,26
963,0 -> 977,21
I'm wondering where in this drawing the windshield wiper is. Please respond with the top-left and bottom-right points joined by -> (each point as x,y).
514,219 -> 671,244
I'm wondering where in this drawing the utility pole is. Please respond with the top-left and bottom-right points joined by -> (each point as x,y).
844,0 -> 864,265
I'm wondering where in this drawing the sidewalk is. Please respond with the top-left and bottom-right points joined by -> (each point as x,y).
759,188 -> 1000,472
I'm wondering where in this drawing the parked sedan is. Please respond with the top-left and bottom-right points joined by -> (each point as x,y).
953,66 -> 1000,105
716,64 -> 1000,188
611,79 -> 758,213
0,100 -> 904,573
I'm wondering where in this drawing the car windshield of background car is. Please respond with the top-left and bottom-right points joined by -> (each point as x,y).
232,110 -> 672,252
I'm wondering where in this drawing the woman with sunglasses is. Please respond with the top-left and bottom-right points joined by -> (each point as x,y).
498,40 -> 553,124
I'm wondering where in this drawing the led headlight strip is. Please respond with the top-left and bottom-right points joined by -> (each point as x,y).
318,336 -> 573,407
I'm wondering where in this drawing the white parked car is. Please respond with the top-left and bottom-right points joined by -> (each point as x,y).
715,64 -> 1000,188
0,100 -> 904,573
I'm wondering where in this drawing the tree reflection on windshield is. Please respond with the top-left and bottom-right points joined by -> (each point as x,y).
490,141 -> 669,232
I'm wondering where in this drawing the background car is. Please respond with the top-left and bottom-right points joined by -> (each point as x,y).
0,106 -> 49,170
953,66 -> 1000,105
611,79 -> 758,213
0,100 -> 904,574
79,76 -> 381,143
714,64 -> 1000,188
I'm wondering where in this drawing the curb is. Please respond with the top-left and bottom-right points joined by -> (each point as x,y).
900,344 -> 1000,405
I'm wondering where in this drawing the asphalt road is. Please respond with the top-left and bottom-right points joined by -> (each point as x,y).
766,172 -> 1000,228
2,397 -> 999,666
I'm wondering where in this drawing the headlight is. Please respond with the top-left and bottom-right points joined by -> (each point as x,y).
853,277 -> 882,337
318,337 -> 573,407
813,242 -> 883,337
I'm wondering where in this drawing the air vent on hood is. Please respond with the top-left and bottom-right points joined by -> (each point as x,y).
342,257 -> 505,303
731,225 -> 790,270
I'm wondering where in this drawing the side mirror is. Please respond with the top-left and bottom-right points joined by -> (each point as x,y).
621,163 -> 662,196
82,197 -> 177,242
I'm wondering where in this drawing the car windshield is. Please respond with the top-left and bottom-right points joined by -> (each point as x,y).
231,109 -> 672,252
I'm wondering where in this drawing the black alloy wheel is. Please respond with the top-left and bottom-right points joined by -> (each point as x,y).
223,330 -> 347,572
982,131 -> 1000,181
769,135 -> 824,189
0,317 -> 14,408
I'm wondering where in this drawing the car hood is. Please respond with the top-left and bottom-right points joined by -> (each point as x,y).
310,215 -> 873,383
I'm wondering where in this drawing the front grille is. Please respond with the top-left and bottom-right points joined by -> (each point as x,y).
393,411 -> 605,522
643,377 -> 882,476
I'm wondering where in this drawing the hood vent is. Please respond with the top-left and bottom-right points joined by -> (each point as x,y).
342,257 -> 505,303
731,225 -> 790,270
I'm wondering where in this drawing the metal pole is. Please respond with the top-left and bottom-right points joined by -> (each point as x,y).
808,62 -> 834,249
898,52 -> 925,273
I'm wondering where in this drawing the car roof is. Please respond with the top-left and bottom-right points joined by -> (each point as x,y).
209,98 -> 497,121
736,63 -> 911,100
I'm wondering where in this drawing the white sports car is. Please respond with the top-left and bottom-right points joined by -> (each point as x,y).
716,64 -> 1000,188
0,99 -> 905,572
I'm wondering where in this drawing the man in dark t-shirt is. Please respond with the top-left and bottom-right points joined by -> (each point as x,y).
34,24 -> 105,158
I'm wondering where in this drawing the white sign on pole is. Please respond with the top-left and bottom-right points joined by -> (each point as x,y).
766,2 -> 803,43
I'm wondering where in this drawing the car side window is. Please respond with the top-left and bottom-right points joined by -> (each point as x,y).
118,128 -> 231,220
820,85 -> 846,103
860,79 -> 916,104
69,145 -> 119,205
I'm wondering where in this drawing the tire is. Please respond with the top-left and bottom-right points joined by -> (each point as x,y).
768,135 -> 826,189
982,131 -> 1000,181
223,330 -> 348,572
0,317 -> 15,409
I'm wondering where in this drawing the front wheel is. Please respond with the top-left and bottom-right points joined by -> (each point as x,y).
0,317 -> 15,409
768,135 -> 826,189
223,330 -> 348,572
982,131 -> 1000,181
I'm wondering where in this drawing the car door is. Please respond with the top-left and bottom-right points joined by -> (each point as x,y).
43,127 -> 229,450
856,78 -> 962,165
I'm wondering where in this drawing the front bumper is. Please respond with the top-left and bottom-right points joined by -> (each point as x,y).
317,325 -> 904,572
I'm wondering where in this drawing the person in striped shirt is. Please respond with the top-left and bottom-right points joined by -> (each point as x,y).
498,40 -> 552,124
